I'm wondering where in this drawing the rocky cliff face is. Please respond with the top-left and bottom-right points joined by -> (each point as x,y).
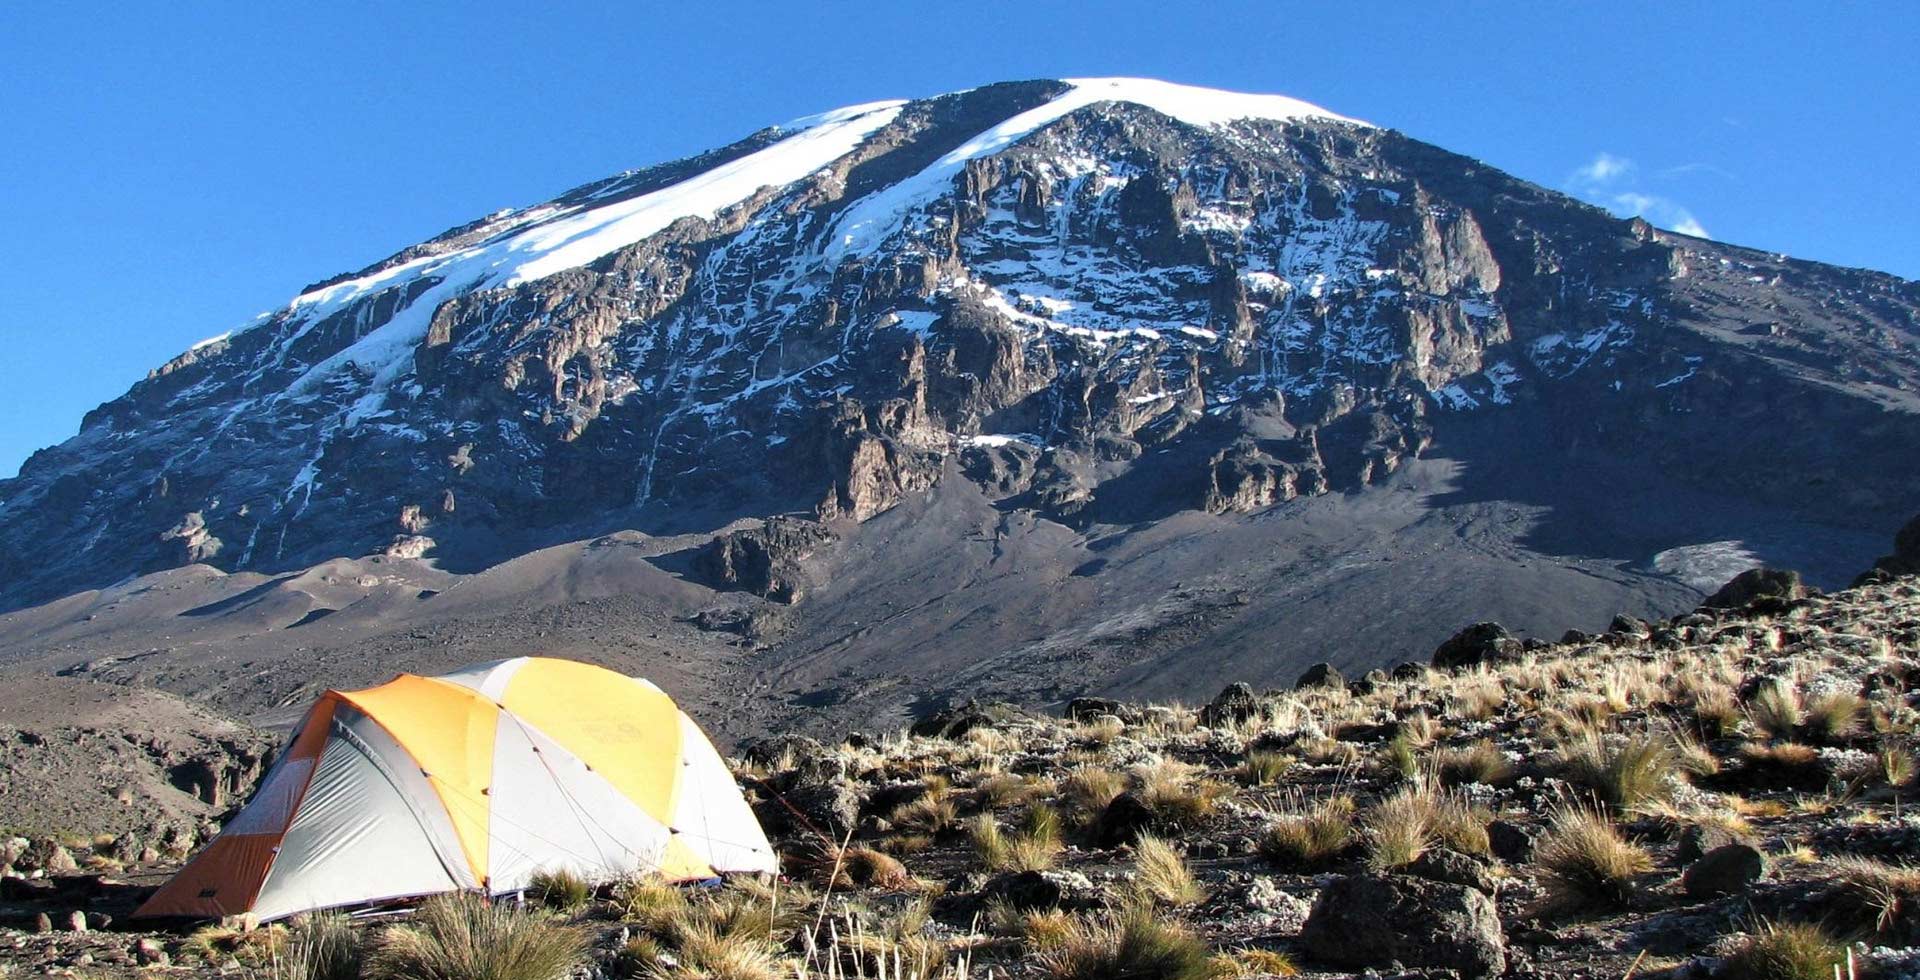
3,78 -> 1918,611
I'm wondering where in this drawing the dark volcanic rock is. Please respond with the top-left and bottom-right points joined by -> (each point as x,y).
1200,682 -> 1262,727
1302,873 -> 1506,978
1295,662 -> 1345,690
1703,567 -> 1808,610
1432,622 -> 1523,670
692,518 -> 834,603
1682,843 -> 1766,897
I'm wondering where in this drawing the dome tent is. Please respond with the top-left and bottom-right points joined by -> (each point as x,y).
135,657 -> 778,921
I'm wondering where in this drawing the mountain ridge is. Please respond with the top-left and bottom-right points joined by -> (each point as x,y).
2,76 -> 1917,739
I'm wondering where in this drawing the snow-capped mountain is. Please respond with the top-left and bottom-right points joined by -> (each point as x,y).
3,77 -> 1919,619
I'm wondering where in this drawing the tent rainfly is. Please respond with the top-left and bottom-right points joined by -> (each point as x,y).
135,657 -> 778,921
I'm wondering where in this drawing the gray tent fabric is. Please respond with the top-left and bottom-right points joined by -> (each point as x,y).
251,712 -> 463,920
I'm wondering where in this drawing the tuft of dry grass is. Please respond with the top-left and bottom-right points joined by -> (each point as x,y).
1060,768 -> 1128,823
1237,750 -> 1293,787
368,892 -> 585,980
1805,691 -> 1863,743
1829,857 -> 1920,939
1258,793 -> 1355,869
1720,920 -> 1847,980
1532,804 -> 1652,912
527,867 -> 592,913
184,923 -> 289,968
1210,948 -> 1300,977
970,806 -> 1063,872
1748,679 -> 1805,739
1553,731 -> 1678,812
1131,833 -> 1207,907
1434,739 -> 1512,787
1690,682 -> 1742,739
1362,785 -> 1490,870
270,911 -> 363,980
1133,760 -> 1230,830
1035,902 -> 1215,980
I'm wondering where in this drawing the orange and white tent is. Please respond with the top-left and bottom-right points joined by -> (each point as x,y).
136,657 -> 778,921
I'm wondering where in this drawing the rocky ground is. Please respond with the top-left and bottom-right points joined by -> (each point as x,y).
1,520 -> 1917,979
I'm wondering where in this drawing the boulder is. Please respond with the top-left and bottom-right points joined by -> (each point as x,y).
1682,843 -> 1766,898
976,869 -> 1098,911
1703,568 -> 1808,610
1092,792 -> 1159,847
1200,682 -> 1262,727
1065,697 -> 1126,722
1295,662 -> 1345,691
909,700 -> 1026,740
1609,614 -> 1652,637
1431,623 -> 1523,670
1406,847 -> 1498,893
691,518 -> 833,603
1301,873 -> 1506,978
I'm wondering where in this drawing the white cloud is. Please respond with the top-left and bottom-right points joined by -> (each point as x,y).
1565,152 -> 1711,239
1572,152 -> 1633,186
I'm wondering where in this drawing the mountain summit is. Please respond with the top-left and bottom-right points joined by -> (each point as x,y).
2,78 -> 1917,730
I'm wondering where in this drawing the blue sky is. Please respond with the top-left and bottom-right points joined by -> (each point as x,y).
2,2 -> 1915,478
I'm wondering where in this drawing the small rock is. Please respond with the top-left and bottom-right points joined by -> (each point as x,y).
1675,823 -> 1747,866
977,869 -> 1097,911
1092,791 -> 1159,847
1431,623 -> 1523,670
1200,682 -> 1261,727
1296,662 -> 1345,690
133,938 -> 169,966
1065,697 -> 1126,722
65,909 -> 88,933
1244,877 -> 1314,933
1488,820 -> 1539,864
1683,843 -> 1766,898
1609,614 -> 1652,637
1406,847 -> 1498,893
33,912 -> 51,934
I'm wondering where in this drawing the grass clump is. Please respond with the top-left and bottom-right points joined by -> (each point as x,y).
1434,739 -> 1512,787
1720,920 -> 1847,980
1749,679 -> 1805,738
184,922 -> 288,968
1036,902 -> 1215,980
1830,857 -> 1920,939
527,867 -> 592,913
1060,768 -> 1128,825
889,783 -> 958,835
1362,785 -> 1490,870
1805,691 -> 1863,743
1532,804 -> 1652,912
1134,760 -> 1230,830
970,806 -> 1063,872
369,892 -> 585,980
1258,793 -> 1354,869
1554,731 -> 1678,811
1130,833 -> 1207,907
1237,750 -> 1293,787
1210,948 -> 1299,977
271,912 -> 363,980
